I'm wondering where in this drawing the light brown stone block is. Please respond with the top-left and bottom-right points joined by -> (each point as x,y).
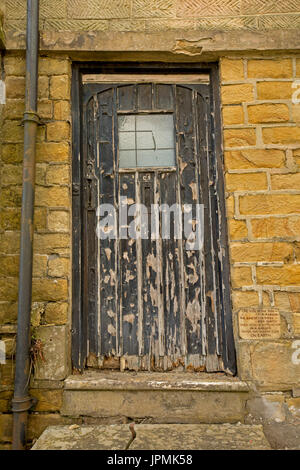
0,232 -> 20,254
2,120 -> 24,143
48,210 -> 70,232
53,100 -> 70,120
39,58 -> 70,75
32,279 -> 68,302
221,84 -> 254,105
239,194 -> 300,215
48,256 -> 70,278
33,255 -> 48,278
232,290 -> 259,309
36,142 -> 70,163
34,325 -> 69,380
44,302 -> 68,325
0,303 -> 17,324
229,220 -> 248,240
251,217 -> 300,239
38,100 -> 53,120
225,172 -> 267,191
247,59 -> 293,79
257,82 -> 293,100
4,55 -> 26,76
0,186 -> 22,207
222,105 -> 244,125
293,313 -> 300,335
231,266 -> 253,288
132,0 -> 176,18
248,103 -> 289,123
224,128 -> 256,147
225,149 -> 285,170
5,76 -> 25,99
2,143 -> 23,164
35,186 -> 69,207
221,59 -> 244,82
256,265 -> 300,286
46,164 -> 70,185
0,278 -> 18,301
274,292 -> 300,312
262,126 -> 300,145
38,76 -> 49,100
30,389 -> 63,412
33,233 -> 70,254
46,121 -> 70,142
50,75 -> 70,100
251,342 -> 300,387
230,242 -> 293,263
271,173 -> 300,190
4,99 -> 25,119
226,196 -> 234,217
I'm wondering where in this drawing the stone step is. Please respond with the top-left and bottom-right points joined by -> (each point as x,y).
31,423 -> 271,450
61,371 -> 249,424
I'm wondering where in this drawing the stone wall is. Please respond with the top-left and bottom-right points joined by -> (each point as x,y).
220,57 -> 300,391
0,53 -> 74,449
3,0 -> 300,33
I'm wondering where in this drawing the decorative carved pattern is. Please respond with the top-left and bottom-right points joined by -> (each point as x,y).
132,0 -> 176,18
241,0 -> 300,15
67,0 -> 131,19
177,0 -> 241,18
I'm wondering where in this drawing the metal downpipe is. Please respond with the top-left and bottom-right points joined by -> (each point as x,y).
12,0 -> 39,450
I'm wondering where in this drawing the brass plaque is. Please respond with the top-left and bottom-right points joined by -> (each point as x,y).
238,308 -> 281,339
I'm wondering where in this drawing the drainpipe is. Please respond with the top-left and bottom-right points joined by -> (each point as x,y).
12,0 -> 39,450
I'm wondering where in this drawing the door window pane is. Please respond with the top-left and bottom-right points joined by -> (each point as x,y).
118,114 -> 175,168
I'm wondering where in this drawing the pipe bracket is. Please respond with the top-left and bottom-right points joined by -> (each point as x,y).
22,111 -> 41,125
11,395 -> 37,413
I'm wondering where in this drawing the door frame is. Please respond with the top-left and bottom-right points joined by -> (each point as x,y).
71,62 -> 236,375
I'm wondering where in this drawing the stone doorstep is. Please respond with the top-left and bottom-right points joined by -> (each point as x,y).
64,370 -> 249,392
61,371 -> 249,423
31,423 -> 272,450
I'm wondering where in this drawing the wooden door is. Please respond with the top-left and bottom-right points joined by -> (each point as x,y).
77,79 -> 235,374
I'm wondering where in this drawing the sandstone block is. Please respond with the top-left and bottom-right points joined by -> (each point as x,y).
231,266 -> 253,288
46,121 -> 70,142
36,142 -> 70,163
222,105 -> 244,125
50,75 -> 70,100
34,325 -> 69,380
248,103 -> 289,123
48,210 -> 70,232
262,126 -> 300,145
225,172 -> 267,191
32,279 -> 68,302
248,59 -> 292,79
221,84 -> 254,105
221,59 -> 244,82
239,194 -> 300,215
225,149 -> 285,170
230,242 -> 293,263
35,186 -> 69,207
44,302 -> 68,325
224,128 -> 256,147
251,217 -> 300,238
257,82 -> 292,100
256,265 -> 300,286
229,220 -> 248,240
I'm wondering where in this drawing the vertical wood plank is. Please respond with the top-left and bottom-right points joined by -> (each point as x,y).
97,88 -> 118,356
159,171 -> 182,358
175,85 -> 204,363
119,172 -> 139,355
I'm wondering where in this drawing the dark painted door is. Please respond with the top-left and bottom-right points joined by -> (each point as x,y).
81,82 -> 235,373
